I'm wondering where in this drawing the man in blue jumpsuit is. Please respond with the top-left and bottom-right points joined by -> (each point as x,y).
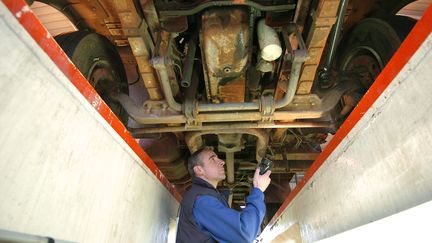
176,147 -> 272,243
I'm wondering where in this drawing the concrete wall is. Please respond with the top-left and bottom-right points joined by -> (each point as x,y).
259,11 -> 432,243
0,3 -> 179,242
317,200 -> 432,242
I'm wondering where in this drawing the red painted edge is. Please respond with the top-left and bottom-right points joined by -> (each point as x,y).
3,0 -> 182,202
267,4 -> 432,229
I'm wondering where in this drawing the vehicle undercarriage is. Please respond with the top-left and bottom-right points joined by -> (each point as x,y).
29,0 -> 418,222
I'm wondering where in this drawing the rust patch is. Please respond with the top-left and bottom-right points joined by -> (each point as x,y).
201,7 -> 249,103
218,76 -> 246,103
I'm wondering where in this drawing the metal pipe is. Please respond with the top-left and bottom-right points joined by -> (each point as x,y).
324,0 -> 349,71
275,57 -> 303,109
181,33 -> 197,88
130,121 -> 335,135
226,152 -> 235,184
183,62 -> 200,122
114,79 -> 355,124
198,102 -> 259,112
275,26 -> 308,109
258,19 -> 282,61
197,112 -> 262,122
152,57 -> 182,112
158,2 -> 296,19
111,93 -> 185,124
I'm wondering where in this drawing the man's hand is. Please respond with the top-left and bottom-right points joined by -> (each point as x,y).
253,167 -> 271,192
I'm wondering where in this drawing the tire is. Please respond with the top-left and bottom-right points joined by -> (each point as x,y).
55,31 -> 129,124
334,17 -> 415,121
338,18 -> 401,87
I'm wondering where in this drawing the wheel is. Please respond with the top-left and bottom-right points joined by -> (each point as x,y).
55,31 -> 129,124
338,18 -> 400,87
335,16 -> 415,119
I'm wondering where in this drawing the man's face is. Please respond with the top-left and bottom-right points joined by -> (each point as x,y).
195,150 -> 226,184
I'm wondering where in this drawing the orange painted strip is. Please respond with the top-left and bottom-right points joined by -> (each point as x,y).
268,4 -> 432,227
3,0 -> 182,202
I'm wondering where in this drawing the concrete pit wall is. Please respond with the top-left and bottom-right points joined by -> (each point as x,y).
0,2 -> 179,242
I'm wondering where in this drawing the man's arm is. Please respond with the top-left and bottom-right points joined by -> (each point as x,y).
193,168 -> 271,242
193,187 -> 265,243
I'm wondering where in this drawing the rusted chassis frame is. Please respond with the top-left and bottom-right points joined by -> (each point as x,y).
36,0 -> 356,134
113,79 -> 353,127
112,21 -> 357,131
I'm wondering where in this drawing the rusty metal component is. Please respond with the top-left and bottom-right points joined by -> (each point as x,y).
181,32 -> 198,88
139,0 -> 159,41
185,129 -> 269,162
130,37 -> 162,100
115,21 -> 310,123
113,79 -> 356,125
156,1 -> 295,20
113,0 -> 163,100
104,21 -> 128,46
324,0 -> 350,74
183,63 -> 200,128
272,128 -> 288,143
273,25 -> 308,141
294,0 -> 313,31
114,0 -> 141,30
217,134 -> 244,153
161,16 -> 188,33
297,0 -> 341,95
275,26 -> 308,109
131,121 -> 335,135
197,25 -> 308,113
112,93 -> 185,123
152,30 -> 180,106
201,7 -> 250,103
319,0 -> 350,86
264,10 -> 294,28
160,31 -> 182,98
259,95 -> 276,123
198,101 -> 259,112
120,20 -> 306,118
218,77 -> 246,103
151,56 -> 182,111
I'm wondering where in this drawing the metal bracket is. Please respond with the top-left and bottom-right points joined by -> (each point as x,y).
143,100 -> 170,113
259,95 -> 276,123
150,56 -> 173,69
183,99 -> 201,128
283,24 -> 309,63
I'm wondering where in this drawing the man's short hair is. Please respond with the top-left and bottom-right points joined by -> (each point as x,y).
188,147 -> 214,177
